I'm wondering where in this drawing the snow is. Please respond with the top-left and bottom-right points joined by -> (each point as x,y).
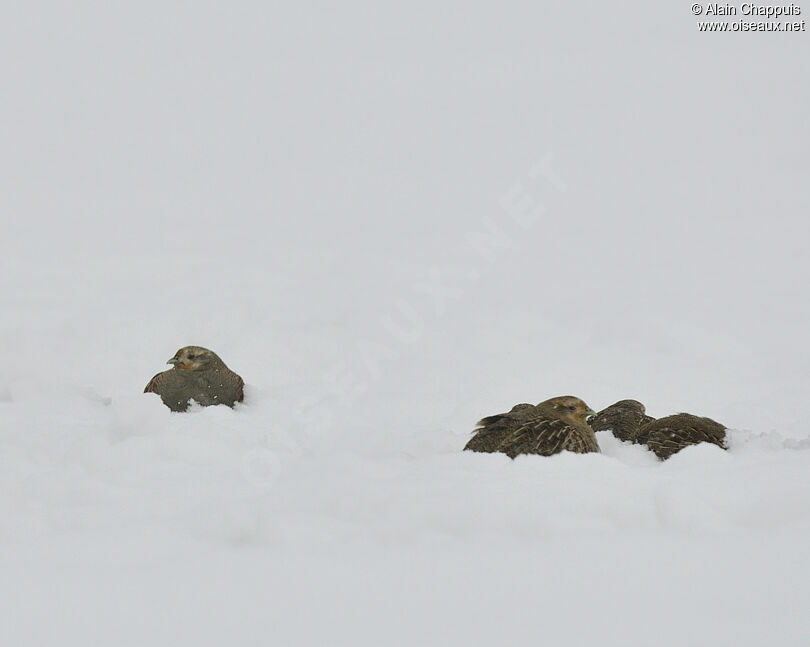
2,2 -> 809,645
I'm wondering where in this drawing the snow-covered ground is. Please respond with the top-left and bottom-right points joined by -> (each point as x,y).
2,3 -> 809,645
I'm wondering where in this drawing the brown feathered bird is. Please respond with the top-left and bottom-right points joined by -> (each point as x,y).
466,396 -> 599,458
144,346 -> 244,412
635,413 -> 727,460
590,399 -> 655,443
463,403 -> 537,453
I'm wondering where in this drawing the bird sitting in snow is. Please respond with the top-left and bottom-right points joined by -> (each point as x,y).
465,396 -> 599,458
589,399 -> 654,443
590,400 -> 726,459
635,413 -> 727,460
144,346 -> 244,412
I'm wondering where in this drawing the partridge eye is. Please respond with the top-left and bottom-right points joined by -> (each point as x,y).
187,354 -> 196,360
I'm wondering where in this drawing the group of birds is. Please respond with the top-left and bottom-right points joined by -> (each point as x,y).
464,396 -> 727,460
144,346 -> 727,461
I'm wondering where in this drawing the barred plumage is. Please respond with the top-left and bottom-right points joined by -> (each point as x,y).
636,413 -> 726,460
465,396 -> 599,458
590,399 -> 654,443
464,403 -> 536,453
144,346 -> 244,412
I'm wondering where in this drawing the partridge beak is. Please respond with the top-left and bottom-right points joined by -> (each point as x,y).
585,408 -> 597,424
167,358 -> 179,365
